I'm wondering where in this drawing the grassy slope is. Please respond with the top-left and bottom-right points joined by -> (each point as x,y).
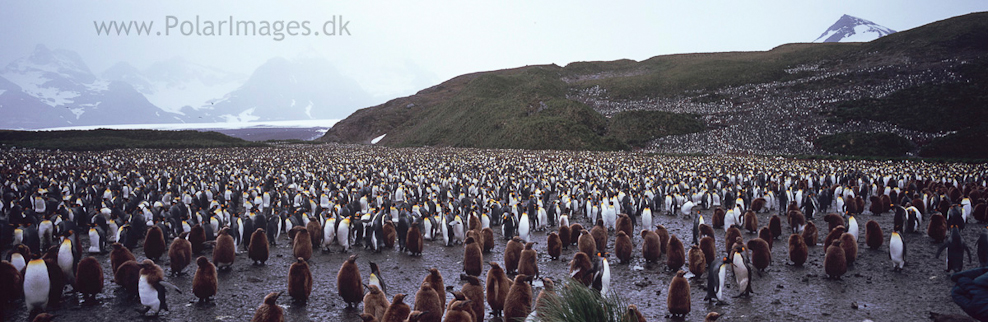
0,129 -> 265,151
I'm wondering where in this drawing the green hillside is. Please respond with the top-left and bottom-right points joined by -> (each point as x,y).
321,12 -> 988,158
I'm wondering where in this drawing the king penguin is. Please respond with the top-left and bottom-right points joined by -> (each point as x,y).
23,258 -> 50,314
889,232 -> 906,271
137,259 -> 182,316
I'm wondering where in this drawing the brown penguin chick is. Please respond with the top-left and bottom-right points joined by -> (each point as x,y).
115,259 -> 141,294
213,227 -> 236,271
31,312 -> 55,322
769,215 -> 782,239
746,238 -> 771,273
865,220 -> 884,249
688,245 -> 706,277
699,236 -> 716,265
287,257 -> 312,304
591,220 -> 608,252
641,230 -> 661,263
461,275 -> 485,322
287,225 -> 306,243
486,261 -> 510,317
667,234 -> 686,270
444,291 -> 468,314
534,278 -> 556,320
743,210 -> 759,234
424,267 -> 446,310
249,228 -> 270,265
110,242 -> 136,274
168,232 -> 192,276
724,227 -> 742,255
363,284 -> 389,321
192,256 -> 218,303
558,224 -> 571,250
699,224 -> 715,242
444,299 -> 475,322
974,203 -> 987,223
338,255 -> 364,308
751,198 -> 767,212
824,240 -> 847,279
0,260 -> 21,304
381,222 -> 397,249
788,234 -> 808,266
412,283 -> 443,322
569,252 -> 594,286
143,225 -> 166,261
616,214 -> 633,237
358,313 -> 378,322
466,214 -> 480,232
463,236 -> 483,277
758,227 -> 774,250
406,311 -> 428,322
503,274 -> 534,322
251,291 -> 284,322
481,228 -> 495,253
802,221 -> 818,247
577,230 -> 597,257
625,304 -> 646,322
292,227 -> 313,262
407,224 -> 424,256
788,210 -> 806,233
704,311 -> 721,322
824,226 -> 846,251
615,231 -> 633,264
465,229 -> 484,255
839,233 -> 857,264
189,224 -> 206,254
855,197 -> 865,215
504,237 -> 524,274
655,225 -> 670,255
547,232 -> 562,260
518,242 -> 539,278
928,213 -> 948,243
306,219 -> 323,249
712,207 -> 726,228
75,256 -> 103,301
667,270 -> 691,317
569,223 -> 585,246
824,213 -> 844,233
381,293 -> 411,322
463,229 -> 486,253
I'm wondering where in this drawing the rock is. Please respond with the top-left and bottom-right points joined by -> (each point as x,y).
851,301 -> 859,309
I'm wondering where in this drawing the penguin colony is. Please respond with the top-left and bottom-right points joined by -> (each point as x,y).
0,146 -> 986,320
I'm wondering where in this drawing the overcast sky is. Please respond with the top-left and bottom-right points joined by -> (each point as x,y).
2,0 -> 986,101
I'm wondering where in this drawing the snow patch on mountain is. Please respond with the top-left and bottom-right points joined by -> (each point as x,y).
813,15 -> 896,43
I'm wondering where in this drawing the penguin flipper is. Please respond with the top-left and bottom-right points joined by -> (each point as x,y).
160,281 -> 183,293
154,283 -> 169,312
936,243 -> 948,258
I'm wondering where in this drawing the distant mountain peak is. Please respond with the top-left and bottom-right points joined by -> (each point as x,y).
813,14 -> 896,43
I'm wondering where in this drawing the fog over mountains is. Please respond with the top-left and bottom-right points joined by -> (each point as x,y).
0,45 -> 373,129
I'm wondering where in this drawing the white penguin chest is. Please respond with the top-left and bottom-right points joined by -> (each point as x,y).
139,275 -> 159,307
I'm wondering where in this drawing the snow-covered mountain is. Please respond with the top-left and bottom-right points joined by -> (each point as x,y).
197,55 -> 374,122
102,58 -> 245,115
0,44 -> 376,129
813,15 -> 896,43
0,45 -> 177,128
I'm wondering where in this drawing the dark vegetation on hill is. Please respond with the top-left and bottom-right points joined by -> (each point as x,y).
0,129 -> 265,151
322,12 -> 988,158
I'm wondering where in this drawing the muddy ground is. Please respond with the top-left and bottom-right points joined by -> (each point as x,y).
3,204 -> 981,322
